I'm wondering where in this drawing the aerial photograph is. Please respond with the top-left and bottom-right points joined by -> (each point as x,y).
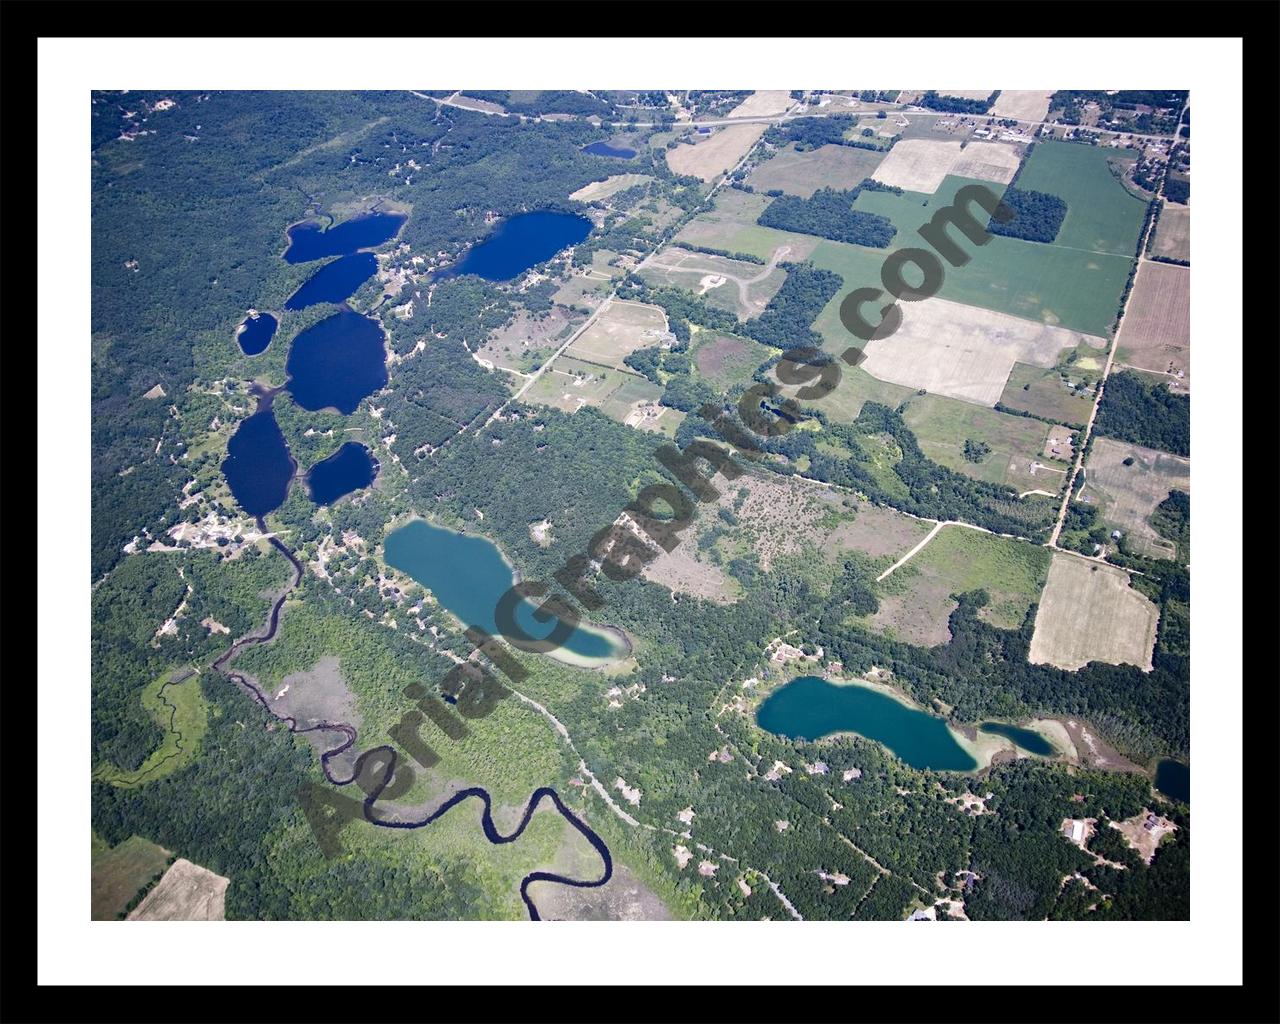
89,86 -> 1194,925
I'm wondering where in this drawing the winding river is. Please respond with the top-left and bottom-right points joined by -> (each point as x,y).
211,532 -> 612,920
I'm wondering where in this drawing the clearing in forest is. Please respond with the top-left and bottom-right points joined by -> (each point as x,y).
869,525 -> 1052,647
570,173 -> 652,203
1028,554 -> 1159,671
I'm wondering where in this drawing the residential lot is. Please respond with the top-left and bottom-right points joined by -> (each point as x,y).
1079,436 -> 1191,560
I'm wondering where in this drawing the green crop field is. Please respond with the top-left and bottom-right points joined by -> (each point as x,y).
1013,141 -> 1147,256
797,180 -> 1132,343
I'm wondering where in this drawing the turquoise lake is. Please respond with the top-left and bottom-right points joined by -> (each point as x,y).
978,721 -> 1056,756
755,676 -> 977,771
383,519 -> 624,662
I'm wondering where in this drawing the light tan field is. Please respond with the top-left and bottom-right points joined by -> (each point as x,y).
1028,554 -> 1159,671
570,173 -> 652,203
951,142 -> 1024,184
667,124 -> 766,182
871,138 -> 1021,193
727,90 -> 795,118
1079,437 -> 1190,560
450,94 -> 506,115
639,246 -> 787,320
1116,261 -> 1190,391
990,90 -> 1054,122
746,143 -> 887,198
566,299 -> 670,369
1150,203 -> 1190,262
860,296 -> 1106,406
127,858 -> 229,921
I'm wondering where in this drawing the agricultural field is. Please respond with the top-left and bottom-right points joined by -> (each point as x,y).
127,858 -> 230,921
1028,554 -> 1159,671
691,330 -> 776,391
855,295 -> 1106,407
990,90 -> 1054,122
804,173 -> 1138,340
91,834 -> 172,920
565,299 -> 670,370
898,391 -> 1069,494
674,188 -> 820,261
1079,437 -> 1191,560
569,173 -> 652,203
998,360 -> 1097,426
747,143 -> 887,198
666,124 -> 766,182
1014,140 -> 1148,256
727,90 -> 795,118
477,306 -> 585,374
639,247 -> 787,320
1114,261 -> 1190,392
870,139 -> 1021,193
1150,202 -> 1190,262
868,525 -> 1052,647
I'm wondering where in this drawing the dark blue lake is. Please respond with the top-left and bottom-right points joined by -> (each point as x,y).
307,442 -> 378,505
222,407 -> 294,517
1154,759 -> 1190,804
582,141 -> 637,159
286,310 -> 388,414
236,312 -> 278,356
284,252 -> 378,311
439,211 -> 592,282
283,211 -> 406,264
